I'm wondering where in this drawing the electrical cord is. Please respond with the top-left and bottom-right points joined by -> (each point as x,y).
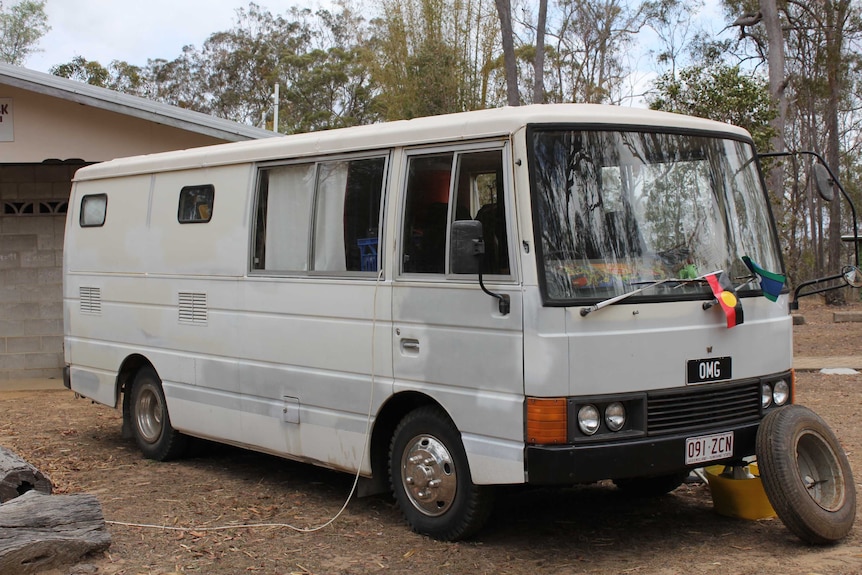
107,267 -> 385,534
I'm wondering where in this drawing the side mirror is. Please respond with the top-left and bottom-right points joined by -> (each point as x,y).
814,163 -> 835,202
450,219 -> 510,315
451,220 -> 484,274
842,265 -> 862,288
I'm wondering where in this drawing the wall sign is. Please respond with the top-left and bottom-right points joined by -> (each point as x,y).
0,98 -> 13,142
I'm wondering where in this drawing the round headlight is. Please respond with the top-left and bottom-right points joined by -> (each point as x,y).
761,382 -> 773,408
604,402 -> 626,432
773,379 -> 790,406
578,404 -> 600,435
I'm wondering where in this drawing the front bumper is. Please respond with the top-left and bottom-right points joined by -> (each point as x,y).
525,420 -> 759,484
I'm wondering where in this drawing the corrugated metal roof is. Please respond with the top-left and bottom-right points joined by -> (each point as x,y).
0,62 -> 278,142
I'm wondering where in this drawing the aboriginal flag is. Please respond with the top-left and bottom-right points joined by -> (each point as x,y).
706,272 -> 744,328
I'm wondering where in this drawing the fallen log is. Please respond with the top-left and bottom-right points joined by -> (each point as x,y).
0,490 -> 111,574
0,446 -> 52,503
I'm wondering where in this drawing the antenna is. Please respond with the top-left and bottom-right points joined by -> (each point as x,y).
272,83 -> 279,134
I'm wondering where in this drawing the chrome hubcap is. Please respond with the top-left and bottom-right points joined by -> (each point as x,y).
136,385 -> 164,444
401,434 -> 457,516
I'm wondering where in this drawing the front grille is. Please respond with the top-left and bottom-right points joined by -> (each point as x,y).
647,380 -> 761,436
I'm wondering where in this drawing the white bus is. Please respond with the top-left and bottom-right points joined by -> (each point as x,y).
63,104 -> 801,540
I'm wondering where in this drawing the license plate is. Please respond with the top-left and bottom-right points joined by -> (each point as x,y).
687,356 -> 732,384
685,431 -> 734,465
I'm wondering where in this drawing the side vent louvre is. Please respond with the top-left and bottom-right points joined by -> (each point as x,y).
178,292 -> 208,325
79,286 -> 102,314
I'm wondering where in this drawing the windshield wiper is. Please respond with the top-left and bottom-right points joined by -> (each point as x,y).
580,271 -> 723,317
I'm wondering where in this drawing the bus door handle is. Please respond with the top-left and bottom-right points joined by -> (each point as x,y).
400,338 -> 420,356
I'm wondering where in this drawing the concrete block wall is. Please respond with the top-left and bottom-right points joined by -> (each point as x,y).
0,163 -> 77,381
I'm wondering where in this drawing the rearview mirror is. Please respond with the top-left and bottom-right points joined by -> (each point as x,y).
814,163 -> 835,202
842,265 -> 862,288
450,220 -> 484,274
450,219 -> 511,315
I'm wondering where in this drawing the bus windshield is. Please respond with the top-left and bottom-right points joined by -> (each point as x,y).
529,128 -> 784,304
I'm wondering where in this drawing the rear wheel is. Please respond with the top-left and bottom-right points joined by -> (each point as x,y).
389,406 -> 493,540
129,367 -> 187,461
757,405 -> 856,544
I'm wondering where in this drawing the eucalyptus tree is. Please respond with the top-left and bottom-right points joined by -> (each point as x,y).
160,3 -> 380,132
543,0 -> 650,104
0,0 -> 49,65
194,4 -> 309,127
373,0 -> 503,119
147,46 -> 211,114
495,0 -> 519,105
649,63 -> 776,152
723,0 -> 862,297
50,56 -> 112,87
50,55 -> 152,99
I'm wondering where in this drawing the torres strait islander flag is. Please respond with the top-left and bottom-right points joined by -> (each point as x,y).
742,256 -> 786,302
706,272 -> 744,328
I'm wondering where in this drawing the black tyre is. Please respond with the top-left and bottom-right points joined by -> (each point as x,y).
129,367 -> 188,461
756,405 -> 856,544
389,406 -> 494,540
613,471 -> 690,497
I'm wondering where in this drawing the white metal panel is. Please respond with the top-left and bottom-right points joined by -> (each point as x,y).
146,166 -> 252,277
65,174 -> 153,274
72,105 -> 753,183
524,296 -> 792,398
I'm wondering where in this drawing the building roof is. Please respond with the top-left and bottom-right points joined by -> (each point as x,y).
0,63 -> 277,142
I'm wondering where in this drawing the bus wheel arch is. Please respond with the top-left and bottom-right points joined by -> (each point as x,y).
121,360 -> 188,461
366,392 -> 438,496
387,403 -> 494,540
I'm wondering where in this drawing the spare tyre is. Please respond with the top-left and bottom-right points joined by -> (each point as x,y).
756,405 -> 856,544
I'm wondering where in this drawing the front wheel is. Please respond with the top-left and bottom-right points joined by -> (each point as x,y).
129,367 -> 187,461
757,405 -> 856,544
389,406 -> 493,540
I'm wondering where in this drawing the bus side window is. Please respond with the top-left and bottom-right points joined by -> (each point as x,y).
80,193 -> 108,227
252,163 -> 316,272
313,157 -> 386,272
401,153 -> 454,274
178,185 -> 214,224
401,149 -> 510,276
451,150 -> 510,276
253,157 -> 386,274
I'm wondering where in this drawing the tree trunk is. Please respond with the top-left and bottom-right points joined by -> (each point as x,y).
825,0 -> 848,305
533,0 -> 548,104
0,446 -> 52,503
494,0 -> 519,106
0,490 -> 111,575
760,0 -> 787,219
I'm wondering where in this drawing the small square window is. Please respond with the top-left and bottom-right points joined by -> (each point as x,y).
80,194 -> 107,227
178,185 -> 215,223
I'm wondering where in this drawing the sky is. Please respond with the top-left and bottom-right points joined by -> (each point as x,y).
25,0 -> 288,73
24,1 -> 729,75
22,0 -> 729,108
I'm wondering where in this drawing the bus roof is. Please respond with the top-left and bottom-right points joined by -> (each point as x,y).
73,104 -> 752,181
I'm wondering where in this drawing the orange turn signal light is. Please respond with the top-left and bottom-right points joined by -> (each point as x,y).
526,397 -> 567,445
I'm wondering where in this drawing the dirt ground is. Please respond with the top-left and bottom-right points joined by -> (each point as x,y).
2,298 -> 861,575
